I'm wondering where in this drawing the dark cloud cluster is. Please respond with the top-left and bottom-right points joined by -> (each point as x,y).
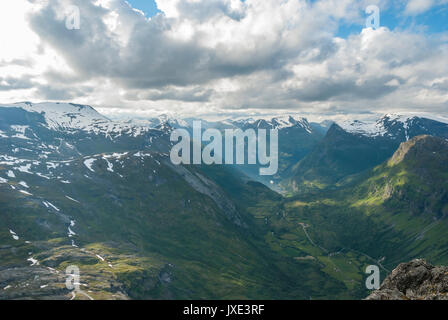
0,0 -> 445,118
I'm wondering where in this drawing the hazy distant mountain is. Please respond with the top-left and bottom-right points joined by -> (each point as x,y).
224,116 -> 324,185
144,114 -> 325,187
310,120 -> 334,136
284,114 -> 448,194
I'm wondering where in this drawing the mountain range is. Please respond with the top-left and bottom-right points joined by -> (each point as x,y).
1,102 -> 448,300
284,114 -> 448,194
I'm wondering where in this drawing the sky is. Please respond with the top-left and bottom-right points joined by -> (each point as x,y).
0,0 -> 447,121
126,0 -> 161,17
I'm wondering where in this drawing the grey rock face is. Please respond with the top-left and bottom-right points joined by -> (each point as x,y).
366,259 -> 448,300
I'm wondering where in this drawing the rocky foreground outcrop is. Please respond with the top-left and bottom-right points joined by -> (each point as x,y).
366,259 -> 448,300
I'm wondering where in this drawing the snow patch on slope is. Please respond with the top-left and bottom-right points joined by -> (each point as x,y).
338,113 -> 448,138
9,230 -> 19,241
84,158 -> 96,172
0,102 -> 157,138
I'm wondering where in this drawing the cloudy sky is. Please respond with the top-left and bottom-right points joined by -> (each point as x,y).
0,0 -> 447,121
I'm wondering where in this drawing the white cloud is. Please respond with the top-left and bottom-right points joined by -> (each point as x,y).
0,0 -> 446,120
405,0 -> 434,15
404,0 -> 448,15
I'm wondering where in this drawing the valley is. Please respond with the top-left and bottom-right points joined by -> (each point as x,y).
1,102 -> 448,300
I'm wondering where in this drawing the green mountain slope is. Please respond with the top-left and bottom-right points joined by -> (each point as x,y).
283,124 -> 398,194
343,135 -> 448,266
351,135 -> 448,217
273,136 -> 448,294
0,151 -> 347,300
284,115 -> 448,195
2,102 -> 448,300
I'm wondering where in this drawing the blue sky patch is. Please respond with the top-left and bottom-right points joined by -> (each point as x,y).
127,0 -> 161,17
127,0 -> 447,37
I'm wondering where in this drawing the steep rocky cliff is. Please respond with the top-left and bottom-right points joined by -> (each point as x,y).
367,259 -> 448,300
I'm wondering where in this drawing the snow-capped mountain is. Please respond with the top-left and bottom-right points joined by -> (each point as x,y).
0,102 -> 172,161
142,114 -> 315,131
286,113 -> 448,194
144,114 -> 189,129
0,102 -> 285,301
0,102 -> 110,131
0,102 -> 171,138
229,115 -> 313,132
338,114 -> 448,140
